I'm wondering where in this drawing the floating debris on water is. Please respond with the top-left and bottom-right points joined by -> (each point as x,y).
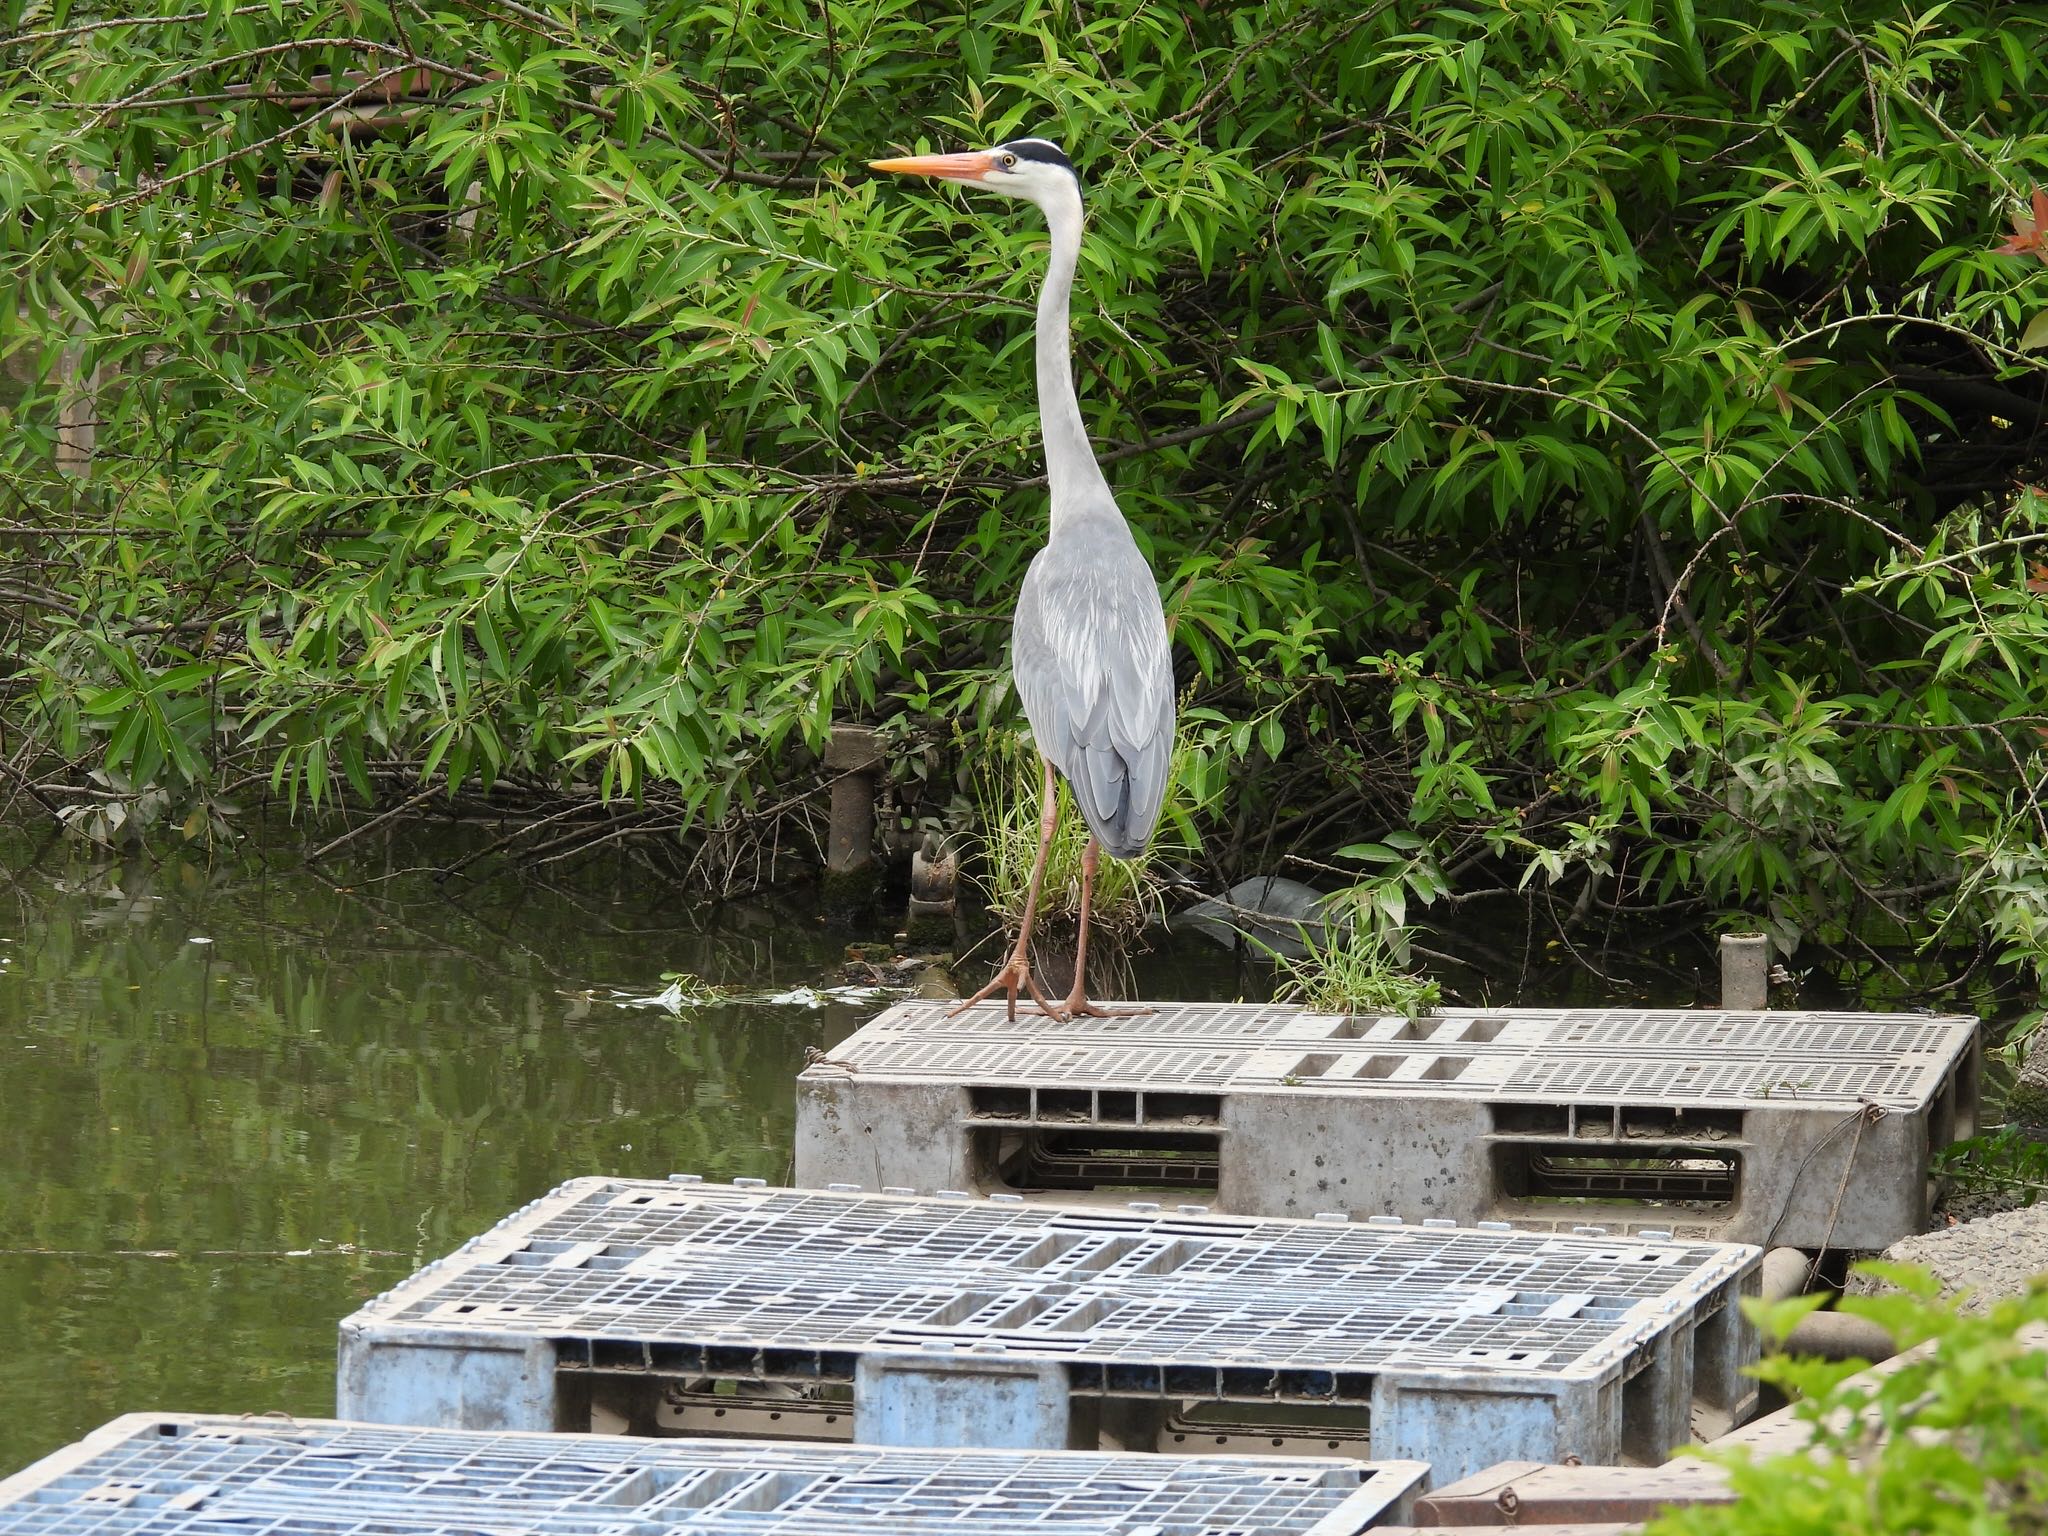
758,984 -> 895,1008
609,976 -> 898,1013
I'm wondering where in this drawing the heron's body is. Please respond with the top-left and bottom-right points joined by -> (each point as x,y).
872,134 -> 1174,1019
1015,512 -> 1173,859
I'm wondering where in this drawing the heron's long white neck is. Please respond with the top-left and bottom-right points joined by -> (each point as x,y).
1035,187 -> 1110,531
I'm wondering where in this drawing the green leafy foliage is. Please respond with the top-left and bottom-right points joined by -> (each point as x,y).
0,0 -> 2044,996
1656,1270 -> 2048,1536
1934,1126 -> 2048,1206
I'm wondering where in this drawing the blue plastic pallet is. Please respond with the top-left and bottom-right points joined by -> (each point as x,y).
337,1178 -> 1760,1481
0,1413 -> 1426,1534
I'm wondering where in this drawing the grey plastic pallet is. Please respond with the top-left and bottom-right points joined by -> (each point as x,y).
0,1413 -> 1426,1534
337,1178 -> 1759,1483
793,1003 -> 1980,1250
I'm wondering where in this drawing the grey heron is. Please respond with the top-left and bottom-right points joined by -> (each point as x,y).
871,137 -> 1175,1021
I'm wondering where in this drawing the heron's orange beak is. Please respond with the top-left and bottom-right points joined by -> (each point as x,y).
868,151 -> 997,183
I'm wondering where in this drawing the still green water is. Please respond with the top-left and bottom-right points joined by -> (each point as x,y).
0,828 -> 938,1475
0,823 -> 1279,1476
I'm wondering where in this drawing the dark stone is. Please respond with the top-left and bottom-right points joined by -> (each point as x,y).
820,862 -> 881,923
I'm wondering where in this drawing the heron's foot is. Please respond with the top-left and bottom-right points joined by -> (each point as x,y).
1056,990 -> 1155,1020
948,957 -> 1061,1023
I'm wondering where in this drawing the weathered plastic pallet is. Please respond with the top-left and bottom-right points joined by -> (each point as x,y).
793,1003 -> 1980,1250
0,1412 -> 1424,1535
337,1177 -> 1760,1483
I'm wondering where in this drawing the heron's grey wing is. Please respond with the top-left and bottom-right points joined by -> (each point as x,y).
1013,517 -> 1175,858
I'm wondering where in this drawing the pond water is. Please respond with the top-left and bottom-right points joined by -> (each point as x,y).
0,823 -> 1267,1476
0,821 -> 2019,1476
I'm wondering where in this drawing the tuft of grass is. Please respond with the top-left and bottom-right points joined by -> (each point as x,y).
1266,920 -> 1442,1018
973,735 -> 1199,942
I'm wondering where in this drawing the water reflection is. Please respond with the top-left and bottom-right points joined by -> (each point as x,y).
0,828 -> 879,1474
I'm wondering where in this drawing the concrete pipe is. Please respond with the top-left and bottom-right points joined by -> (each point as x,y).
1760,1247 -> 1813,1303
1720,933 -> 1771,1010
1781,1310 -> 1899,1363
1758,1246 -> 1898,1363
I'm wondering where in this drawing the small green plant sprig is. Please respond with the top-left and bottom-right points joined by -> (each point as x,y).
1263,918 -> 1443,1019
1933,1127 -> 2048,1208
655,970 -> 729,1002
1656,1269 -> 2048,1536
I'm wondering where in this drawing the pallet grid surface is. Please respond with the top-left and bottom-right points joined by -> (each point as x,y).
807,1003 -> 1976,1105
351,1178 -> 1743,1375
793,1003 -> 1979,1249
338,1178 -> 1757,1478
0,1413 -> 1424,1535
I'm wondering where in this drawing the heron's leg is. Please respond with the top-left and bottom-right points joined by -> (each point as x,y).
948,756 -> 1061,1022
1059,837 -> 1154,1019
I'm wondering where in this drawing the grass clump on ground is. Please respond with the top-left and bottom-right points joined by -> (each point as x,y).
1266,918 -> 1442,1019
971,735 -> 1201,946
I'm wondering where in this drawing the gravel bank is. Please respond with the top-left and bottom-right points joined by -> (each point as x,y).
1846,1201 -> 2048,1311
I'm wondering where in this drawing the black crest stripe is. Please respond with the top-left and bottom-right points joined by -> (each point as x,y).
1000,138 -> 1073,171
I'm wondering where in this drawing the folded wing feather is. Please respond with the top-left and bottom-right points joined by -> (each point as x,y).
1012,517 -> 1175,859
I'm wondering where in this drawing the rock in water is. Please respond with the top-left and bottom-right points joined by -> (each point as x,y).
1171,876 -> 1343,958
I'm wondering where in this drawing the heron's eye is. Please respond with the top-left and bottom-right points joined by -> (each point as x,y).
1000,152 -> 1018,169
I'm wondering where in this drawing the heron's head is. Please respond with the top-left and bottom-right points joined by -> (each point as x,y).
868,137 -> 1080,214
